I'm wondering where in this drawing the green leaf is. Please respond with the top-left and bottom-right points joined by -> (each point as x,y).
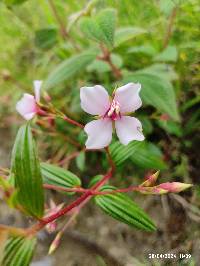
114,27 -> 146,48
3,0 -> 28,5
11,124 -> 44,218
2,236 -> 36,266
138,116 -> 153,135
67,0 -> 99,32
157,120 -> 183,137
96,8 -> 116,47
128,44 -> 157,56
110,141 -> 142,166
80,8 -> 116,48
88,175 -> 103,188
137,63 -> 178,81
35,27 -> 58,50
123,73 -> 180,121
43,50 -> 98,89
159,0 -> 177,16
41,162 -> 81,190
76,152 -> 85,172
154,46 -> 178,62
131,142 -> 167,170
95,186 -> 156,231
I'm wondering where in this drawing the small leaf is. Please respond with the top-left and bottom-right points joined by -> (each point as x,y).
35,27 -> 58,50
110,141 -> 142,166
80,17 -> 105,44
157,120 -> 183,137
123,73 -> 180,121
128,44 -> 157,56
96,8 -> 116,47
88,175 -> 103,188
11,124 -> 44,218
76,152 -> 85,171
95,186 -> 156,231
41,163 -> 81,190
154,46 -> 178,62
80,8 -> 116,48
67,0 -> 98,31
137,63 -> 178,81
114,27 -> 146,47
131,142 -> 167,170
43,50 -> 98,89
2,236 -> 36,266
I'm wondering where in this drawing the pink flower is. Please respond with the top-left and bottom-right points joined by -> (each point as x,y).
16,80 -> 42,120
80,83 -> 144,149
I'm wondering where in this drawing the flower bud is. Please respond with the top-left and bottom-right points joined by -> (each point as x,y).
157,182 -> 193,193
138,182 -> 192,195
141,171 -> 159,187
48,232 -> 62,255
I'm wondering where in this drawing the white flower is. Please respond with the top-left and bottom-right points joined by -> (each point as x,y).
80,83 -> 144,149
16,80 -> 42,120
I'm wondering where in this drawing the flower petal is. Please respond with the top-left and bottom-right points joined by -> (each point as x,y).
114,83 -> 142,114
33,80 -> 42,103
80,85 -> 110,115
16,93 -> 37,120
84,118 -> 113,149
115,116 -> 144,145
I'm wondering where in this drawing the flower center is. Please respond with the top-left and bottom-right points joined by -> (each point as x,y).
106,100 -> 121,120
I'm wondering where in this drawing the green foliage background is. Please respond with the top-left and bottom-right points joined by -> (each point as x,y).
0,0 -> 199,178
0,0 -> 199,264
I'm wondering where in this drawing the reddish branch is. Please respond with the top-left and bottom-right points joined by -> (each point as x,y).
27,169 -> 113,235
43,183 -> 145,195
62,115 -> 84,129
98,44 -> 122,79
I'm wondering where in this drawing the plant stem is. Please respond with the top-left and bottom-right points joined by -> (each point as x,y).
163,6 -> 178,49
60,114 -> 84,129
48,0 -> 80,51
43,184 -> 88,193
105,147 -> 115,171
27,169 -> 113,235
99,44 -> 122,79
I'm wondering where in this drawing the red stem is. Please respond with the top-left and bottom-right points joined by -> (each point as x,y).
62,115 -> 84,129
43,184 -> 88,193
92,186 -> 144,195
43,183 -> 146,196
27,170 -> 113,235
99,44 -> 122,79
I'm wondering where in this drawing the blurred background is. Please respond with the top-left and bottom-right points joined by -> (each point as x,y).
0,0 -> 199,265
